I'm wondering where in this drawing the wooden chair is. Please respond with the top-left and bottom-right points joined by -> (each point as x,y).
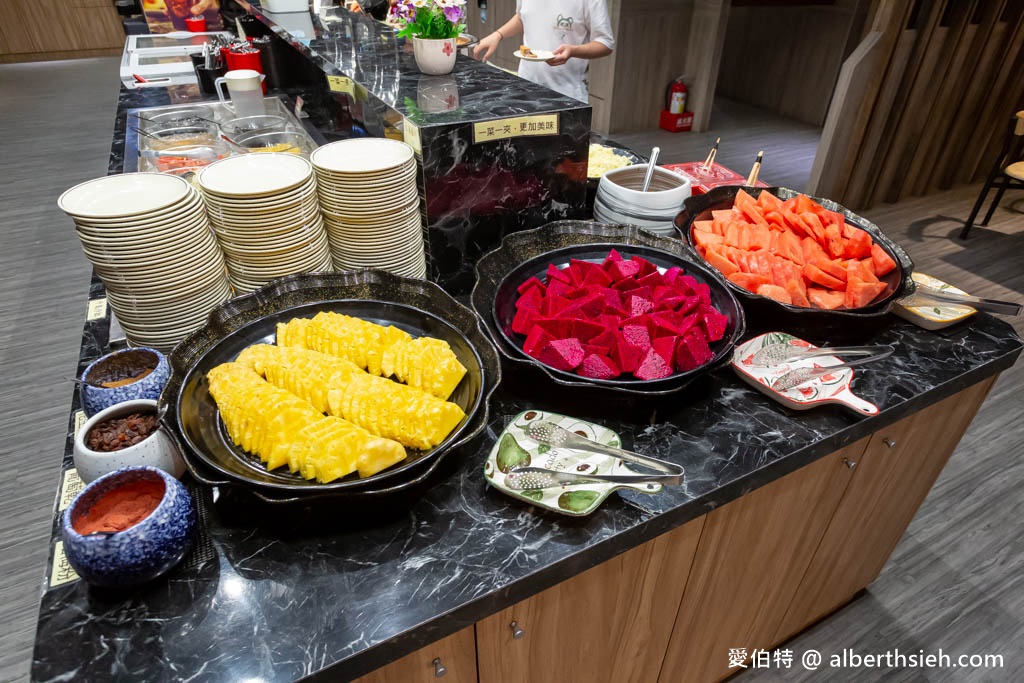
960,110 -> 1024,239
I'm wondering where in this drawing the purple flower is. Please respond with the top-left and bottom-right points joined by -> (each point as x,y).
442,4 -> 463,22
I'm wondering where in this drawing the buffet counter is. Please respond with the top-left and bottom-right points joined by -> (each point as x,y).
28,75 -> 1024,682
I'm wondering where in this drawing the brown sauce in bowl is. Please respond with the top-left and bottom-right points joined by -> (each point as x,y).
87,412 -> 159,452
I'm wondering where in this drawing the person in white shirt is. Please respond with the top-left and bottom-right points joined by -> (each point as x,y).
473,0 -> 615,103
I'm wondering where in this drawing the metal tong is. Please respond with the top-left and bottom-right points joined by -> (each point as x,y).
504,420 -> 684,490
771,345 -> 894,392
901,284 -> 1022,317
749,343 -> 892,367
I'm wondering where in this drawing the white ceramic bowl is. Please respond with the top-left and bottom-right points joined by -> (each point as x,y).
73,399 -> 185,484
598,166 -> 691,212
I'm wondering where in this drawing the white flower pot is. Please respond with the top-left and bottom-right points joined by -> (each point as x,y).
412,36 -> 457,76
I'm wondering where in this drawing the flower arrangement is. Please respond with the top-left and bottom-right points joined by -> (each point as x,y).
390,0 -> 466,40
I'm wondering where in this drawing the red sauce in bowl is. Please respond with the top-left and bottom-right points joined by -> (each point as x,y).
73,479 -> 166,535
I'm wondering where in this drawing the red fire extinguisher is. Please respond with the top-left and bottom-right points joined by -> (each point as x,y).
667,77 -> 688,114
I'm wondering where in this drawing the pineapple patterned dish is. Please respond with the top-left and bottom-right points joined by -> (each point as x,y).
207,313 -> 469,483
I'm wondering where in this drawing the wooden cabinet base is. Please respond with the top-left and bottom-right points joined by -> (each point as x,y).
354,626 -> 477,683
476,516 -> 704,683
356,378 -> 998,683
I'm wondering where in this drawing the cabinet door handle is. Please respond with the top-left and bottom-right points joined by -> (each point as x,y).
510,620 -> 525,640
883,438 -> 897,449
432,657 -> 447,678
843,458 -> 857,469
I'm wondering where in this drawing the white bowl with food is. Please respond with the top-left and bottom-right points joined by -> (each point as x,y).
74,399 -> 185,483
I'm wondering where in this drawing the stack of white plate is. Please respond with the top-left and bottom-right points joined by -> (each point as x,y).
198,153 -> 334,294
58,173 -> 232,352
310,139 -> 427,279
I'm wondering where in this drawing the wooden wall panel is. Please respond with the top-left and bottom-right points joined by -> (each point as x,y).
812,0 -> 1024,209
0,0 -> 123,60
605,0 -> 692,132
717,1 -> 864,127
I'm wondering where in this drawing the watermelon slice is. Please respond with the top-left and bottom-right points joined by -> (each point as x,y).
756,284 -> 793,305
807,287 -> 844,310
871,243 -> 897,276
844,280 -> 886,309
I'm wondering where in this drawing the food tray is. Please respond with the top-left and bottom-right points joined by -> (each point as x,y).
159,270 -> 501,504
125,96 -> 324,175
674,185 -> 915,340
472,220 -> 745,398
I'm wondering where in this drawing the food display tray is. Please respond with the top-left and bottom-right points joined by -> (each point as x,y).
124,96 -> 325,174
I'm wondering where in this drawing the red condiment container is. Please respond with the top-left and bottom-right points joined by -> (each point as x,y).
662,162 -> 769,195
184,16 -> 206,32
225,48 -> 266,93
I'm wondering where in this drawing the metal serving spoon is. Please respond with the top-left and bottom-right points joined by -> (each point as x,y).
749,344 -> 893,367
641,146 -> 661,192
771,346 -> 894,392
505,466 -> 681,490
525,420 -> 684,477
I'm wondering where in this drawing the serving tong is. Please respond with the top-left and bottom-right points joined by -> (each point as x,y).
770,345 -> 894,392
504,420 -> 684,490
749,343 -> 892,367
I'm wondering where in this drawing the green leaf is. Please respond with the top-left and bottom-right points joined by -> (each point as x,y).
520,489 -> 544,501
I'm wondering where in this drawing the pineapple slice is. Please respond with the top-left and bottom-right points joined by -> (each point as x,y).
280,312 -> 468,399
206,360 -> 406,479
247,344 -> 466,450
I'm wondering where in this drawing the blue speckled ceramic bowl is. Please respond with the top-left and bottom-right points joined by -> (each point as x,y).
80,347 -> 170,418
61,466 -> 196,588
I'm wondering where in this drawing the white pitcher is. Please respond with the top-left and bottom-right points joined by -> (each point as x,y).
214,69 -> 267,118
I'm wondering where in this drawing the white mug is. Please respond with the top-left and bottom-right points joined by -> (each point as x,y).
214,69 -> 267,118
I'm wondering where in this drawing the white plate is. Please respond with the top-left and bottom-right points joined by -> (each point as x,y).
198,153 -> 313,197
310,138 -> 415,174
76,220 -> 211,249
70,192 -> 205,229
58,173 -> 193,219
514,48 -> 554,61
314,163 -> 417,184
201,178 -> 317,206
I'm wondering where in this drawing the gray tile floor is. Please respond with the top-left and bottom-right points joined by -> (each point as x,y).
1,57 -> 1021,683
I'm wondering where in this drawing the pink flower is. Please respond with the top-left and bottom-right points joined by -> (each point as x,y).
442,41 -> 453,56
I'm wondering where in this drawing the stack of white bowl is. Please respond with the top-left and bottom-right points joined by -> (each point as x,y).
198,153 -> 334,294
58,173 -> 232,352
310,139 -> 427,279
594,166 -> 692,236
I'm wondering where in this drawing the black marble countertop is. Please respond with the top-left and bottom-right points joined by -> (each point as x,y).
234,0 -> 588,128
30,81 -> 1024,682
